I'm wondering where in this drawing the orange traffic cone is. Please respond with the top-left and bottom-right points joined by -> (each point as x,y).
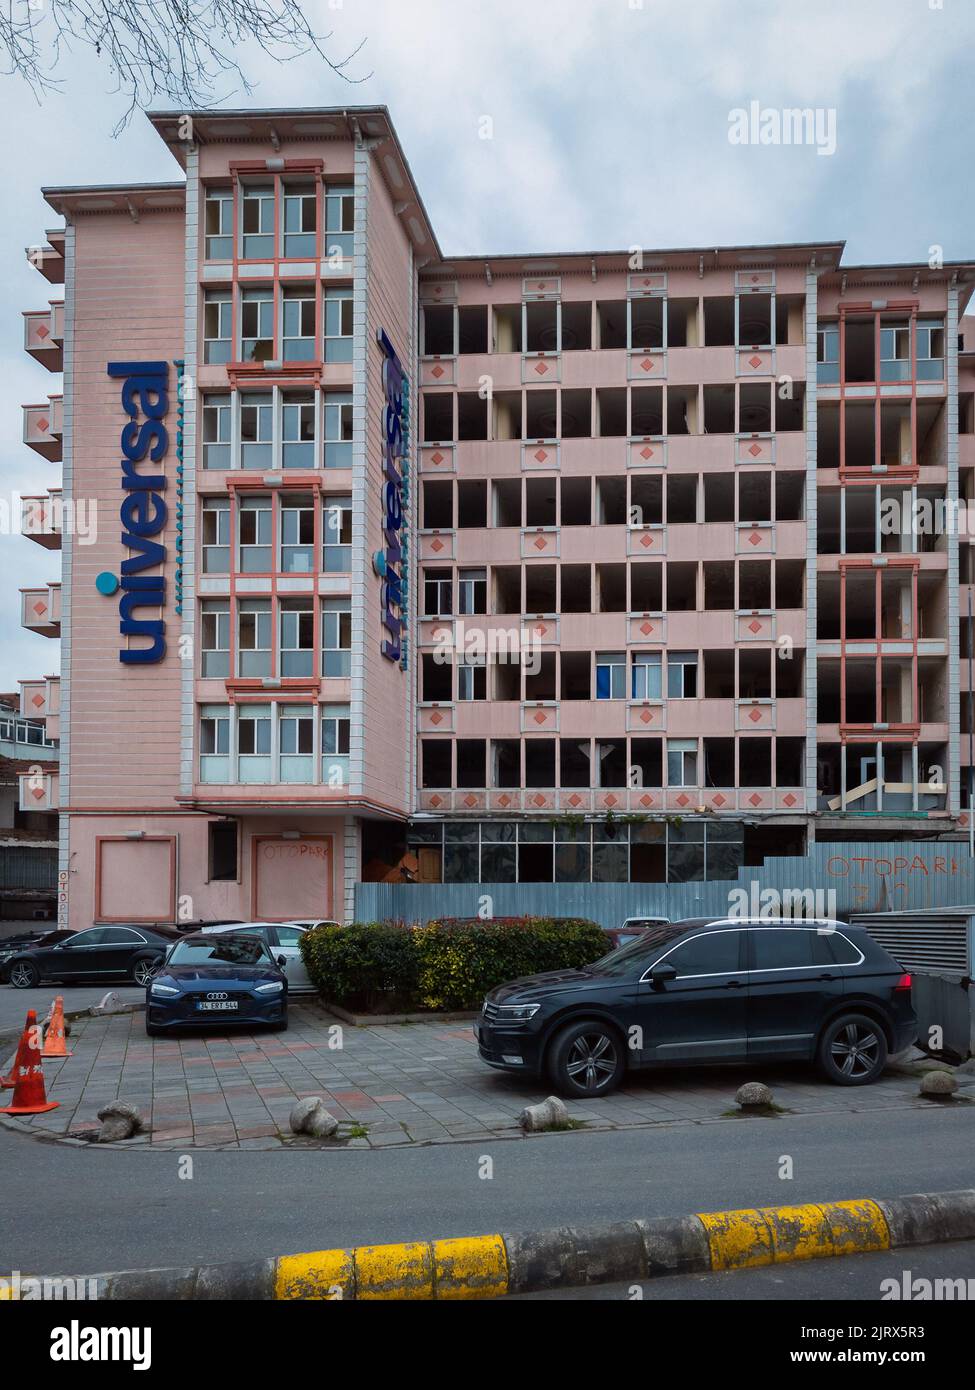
1,1010 -> 33,1088
41,996 -> 72,1058
0,1009 -> 59,1115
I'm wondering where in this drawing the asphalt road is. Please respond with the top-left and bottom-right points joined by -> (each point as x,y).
0,982 -> 144,1036
1,1101 -> 973,1280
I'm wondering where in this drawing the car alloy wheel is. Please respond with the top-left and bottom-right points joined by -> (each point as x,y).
132,958 -> 159,987
830,1022 -> 881,1080
565,1030 -> 619,1093
9,962 -> 37,989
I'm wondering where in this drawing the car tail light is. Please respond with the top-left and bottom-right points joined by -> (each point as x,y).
894,973 -> 912,992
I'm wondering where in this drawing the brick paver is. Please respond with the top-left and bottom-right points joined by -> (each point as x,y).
0,999 -> 955,1150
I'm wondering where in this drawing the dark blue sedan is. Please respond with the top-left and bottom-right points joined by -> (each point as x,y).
145,932 -> 289,1036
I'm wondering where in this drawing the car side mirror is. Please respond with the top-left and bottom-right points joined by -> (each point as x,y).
649,962 -> 678,987
276,955 -> 287,969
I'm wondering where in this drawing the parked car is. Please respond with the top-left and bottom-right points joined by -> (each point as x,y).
475,916 -> 916,1098
146,932 -> 289,1035
174,918 -> 244,935
5,924 -> 182,989
200,921 -> 330,994
602,916 -> 671,951
0,929 -> 74,983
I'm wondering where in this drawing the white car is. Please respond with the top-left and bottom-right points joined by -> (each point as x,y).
617,916 -> 671,943
200,920 -> 335,994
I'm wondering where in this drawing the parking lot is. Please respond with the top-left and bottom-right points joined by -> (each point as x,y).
0,992 -> 961,1151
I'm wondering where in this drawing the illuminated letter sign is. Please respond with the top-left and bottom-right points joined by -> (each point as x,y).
373,329 -> 410,666
104,361 -> 170,664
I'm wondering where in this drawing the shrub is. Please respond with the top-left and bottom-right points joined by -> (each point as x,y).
300,916 -> 607,1013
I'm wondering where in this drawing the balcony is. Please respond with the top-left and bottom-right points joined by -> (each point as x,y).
23,396 -> 64,461
23,303 -> 64,371
26,234 -> 65,285
416,785 -> 805,816
21,490 -> 62,549
18,769 -> 59,813
21,583 -> 61,638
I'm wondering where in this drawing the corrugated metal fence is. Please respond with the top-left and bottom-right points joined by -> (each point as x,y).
0,847 -> 58,892
355,841 -> 975,929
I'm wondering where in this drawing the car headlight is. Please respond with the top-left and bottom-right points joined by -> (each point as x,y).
256,981 -> 284,994
150,981 -> 180,997
495,1003 -> 541,1021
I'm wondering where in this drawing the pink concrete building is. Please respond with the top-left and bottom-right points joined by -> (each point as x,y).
16,107 -> 975,927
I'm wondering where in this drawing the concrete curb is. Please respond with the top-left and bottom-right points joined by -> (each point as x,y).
4,1189 -> 974,1300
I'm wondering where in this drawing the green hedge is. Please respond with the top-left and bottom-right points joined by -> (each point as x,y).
299,917 -> 607,1013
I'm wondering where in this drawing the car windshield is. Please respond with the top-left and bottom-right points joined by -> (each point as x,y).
167,937 -> 268,967
588,922 -> 689,976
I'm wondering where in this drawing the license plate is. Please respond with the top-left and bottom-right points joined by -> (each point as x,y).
197,1001 -> 238,1011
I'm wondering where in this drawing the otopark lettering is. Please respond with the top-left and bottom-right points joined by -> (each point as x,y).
97,361 -> 170,665
374,328 -> 410,668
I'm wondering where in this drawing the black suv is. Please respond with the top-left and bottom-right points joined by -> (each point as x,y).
476,917 -> 916,1097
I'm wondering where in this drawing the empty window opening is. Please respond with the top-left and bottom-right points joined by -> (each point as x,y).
704,738 -> 735,786
704,649 -> 735,699
456,739 -> 486,789
493,305 -> 522,354
667,562 -> 697,612
423,479 -> 454,530
493,391 -> 522,441
493,566 -> 522,615
844,318 -> 875,383
776,737 -> 804,786
667,474 -> 698,524
457,479 -> 487,529
739,560 -> 772,609
704,473 -> 734,523
525,739 -> 556,789
596,388 -> 627,437
525,477 -> 557,527
776,649 -> 804,698
667,298 -> 698,348
703,297 -> 735,347
777,382 -> 805,432
738,294 -> 772,346
704,385 -> 735,434
560,388 -> 592,438
525,301 -> 559,354
631,474 -> 663,527
703,561 -> 734,610
739,649 -> 772,699
667,386 -> 697,435
597,740 -> 628,787
739,471 -> 772,522
457,393 -> 488,441
561,652 -> 591,700
631,386 -> 663,436
423,393 -> 453,443
560,476 -> 592,525
597,476 -> 627,525
775,471 -> 804,521
630,562 -> 662,611
739,383 -> 772,433
525,652 -> 556,701
597,301 -> 627,349
525,565 -> 557,613
422,653 -> 452,702
458,306 -> 488,355
776,559 -> 805,609
560,739 -> 591,788
776,295 -> 805,347
493,479 -> 522,528
739,737 -> 772,787
494,662 -> 521,702
525,390 -> 558,440
597,564 -> 627,612
421,741 -> 451,788
630,298 -> 664,350
561,565 -> 591,613
492,739 -> 520,786
560,302 -> 592,352
423,306 -> 454,356
631,739 -> 663,790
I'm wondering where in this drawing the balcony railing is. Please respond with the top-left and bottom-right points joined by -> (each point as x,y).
20,491 -> 62,549
20,583 -> 61,638
23,396 -> 63,461
23,303 -> 64,371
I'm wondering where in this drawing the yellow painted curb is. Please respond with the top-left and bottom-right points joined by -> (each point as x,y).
698,1198 -> 890,1271
274,1234 -> 509,1301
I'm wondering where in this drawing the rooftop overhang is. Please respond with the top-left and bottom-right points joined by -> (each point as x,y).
818,259 -> 975,315
41,183 -> 186,219
147,105 -> 441,261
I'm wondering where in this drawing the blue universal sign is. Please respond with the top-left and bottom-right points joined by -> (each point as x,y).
98,361 -> 170,665
373,329 -> 410,668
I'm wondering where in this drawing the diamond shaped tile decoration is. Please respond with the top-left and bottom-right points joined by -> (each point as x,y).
676,794 -> 690,807
532,794 -> 545,808
749,708 -> 762,723
430,538 -> 444,553
429,712 -> 443,726
431,451 -> 444,465
431,365 -> 445,379
36,418 -> 49,434
498,795 -> 511,808
749,793 -> 762,807
535,624 -> 547,637
464,795 -> 477,808
783,793 -> 797,807
640,534 -> 653,548
640,710 -> 652,724
31,694 -> 44,708
640,358 -> 654,373
640,622 -> 653,636
36,324 -> 50,340
533,711 -> 546,725
430,795 -> 443,808
748,620 -> 762,634
640,446 -> 654,460
603,795 -> 619,808
32,787 -> 45,801
534,449 -> 548,463
640,794 -> 653,807
534,536 -> 546,550
749,355 -> 762,370
748,443 -> 762,458
712,793 -> 727,807
534,361 -> 549,376
749,531 -> 761,546
568,794 -> 582,808
32,601 -> 47,617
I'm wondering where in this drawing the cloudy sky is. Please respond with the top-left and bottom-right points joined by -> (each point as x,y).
1,0 -> 973,693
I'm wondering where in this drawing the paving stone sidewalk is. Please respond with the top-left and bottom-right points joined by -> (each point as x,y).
0,1001 -> 960,1151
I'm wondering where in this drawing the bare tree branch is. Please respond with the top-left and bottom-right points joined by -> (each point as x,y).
0,0 -> 370,132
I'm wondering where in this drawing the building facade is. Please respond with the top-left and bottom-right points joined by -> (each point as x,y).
16,106 -> 975,928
